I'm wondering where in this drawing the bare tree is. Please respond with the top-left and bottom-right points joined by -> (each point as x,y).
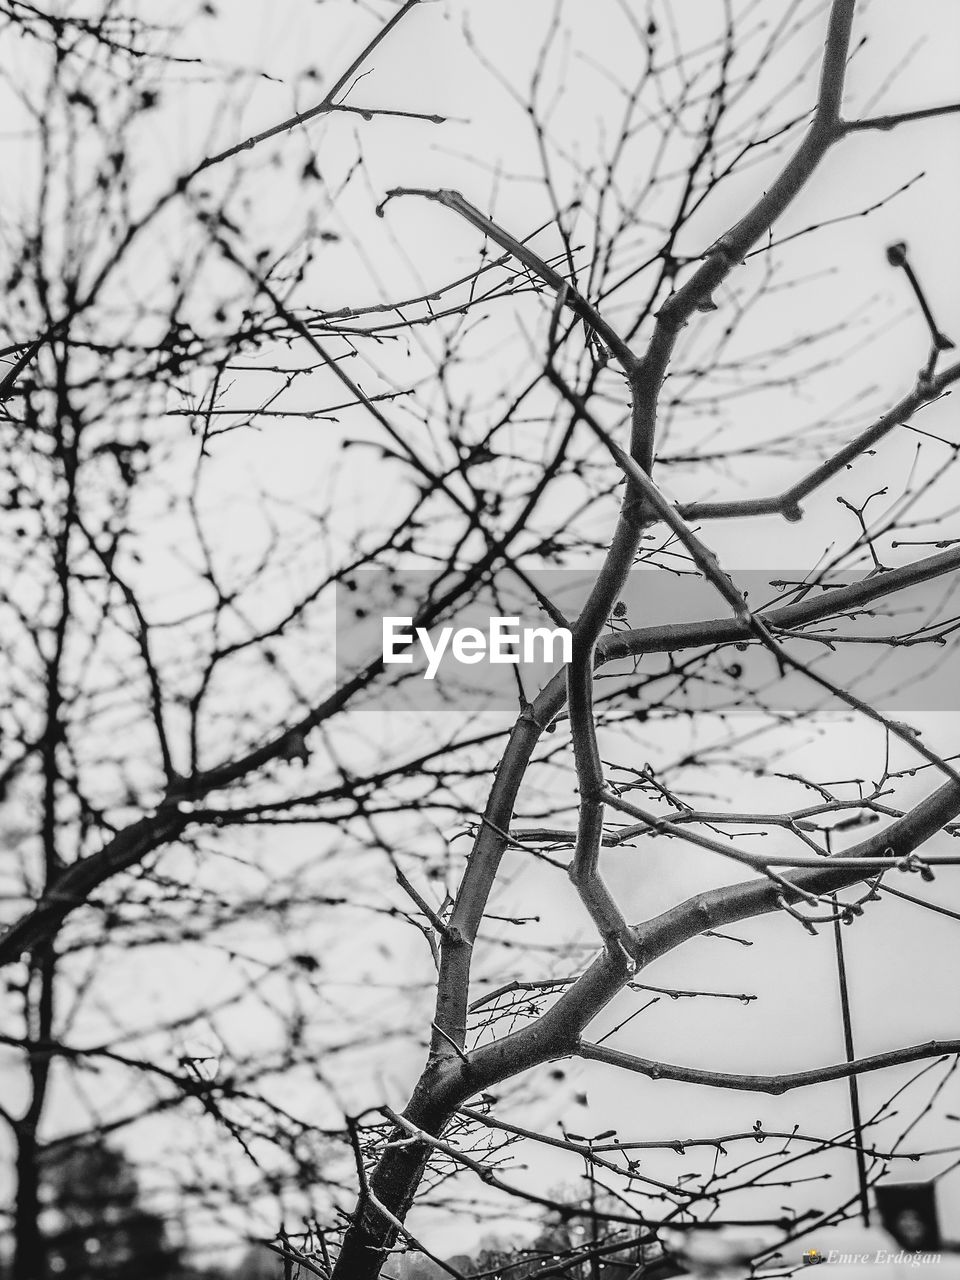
0,3 -> 462,1274
3,2 -> 960,1278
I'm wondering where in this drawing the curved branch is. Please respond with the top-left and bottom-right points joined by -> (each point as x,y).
467,774 -> 960,1092
375,187 -> 640,374
678,358 -> 960,522
578,1037 -> 960,1095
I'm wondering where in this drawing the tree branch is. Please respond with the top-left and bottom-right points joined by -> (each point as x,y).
191,1 -> 427,178
678,358 -> 960,522
844,103 -> 960,132
578,1037 -> 960,1095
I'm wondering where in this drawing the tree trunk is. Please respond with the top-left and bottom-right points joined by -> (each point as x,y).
331,1061 -> 468,1280
13,1126 -> 47,1280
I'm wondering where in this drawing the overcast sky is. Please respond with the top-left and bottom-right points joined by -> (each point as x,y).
3,0 -> 960,1265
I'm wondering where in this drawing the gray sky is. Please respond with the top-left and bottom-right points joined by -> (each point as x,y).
3,0 -> 960,1265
